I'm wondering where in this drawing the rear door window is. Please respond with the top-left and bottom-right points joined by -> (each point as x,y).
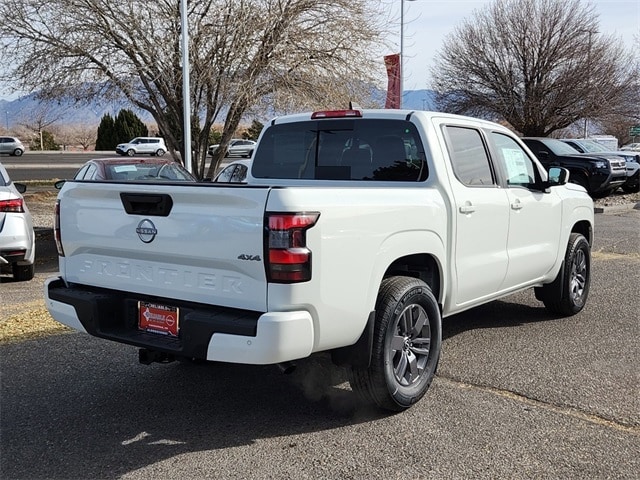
444,126 -> 495,186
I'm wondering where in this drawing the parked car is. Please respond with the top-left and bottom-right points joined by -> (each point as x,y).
116,137 -> 167,157
0,136 -> 25,157
55,158 -> 196,188
561,138 -> 640,193
0,162 -> 35,281
621,143 -> 640,152
521,137 -> 627,196
213,159 -> 251,183
208,139 -> 256,158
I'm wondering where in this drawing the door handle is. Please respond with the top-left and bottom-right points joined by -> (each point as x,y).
459,204 -> 475,214
511,200 -> 523,210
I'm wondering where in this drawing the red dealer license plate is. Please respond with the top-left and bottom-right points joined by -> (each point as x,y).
138,301 -> 180,337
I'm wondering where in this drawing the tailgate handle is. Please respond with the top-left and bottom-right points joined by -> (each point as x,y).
120,193 -> 173,217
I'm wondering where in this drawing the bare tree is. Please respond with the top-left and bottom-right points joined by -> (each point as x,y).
17,104 -> 67,150
431,0 -> 638,136
0,0 -> 386,178
54,124 -> 98,151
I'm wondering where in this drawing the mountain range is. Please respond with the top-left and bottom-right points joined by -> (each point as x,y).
0,89 -> 437,130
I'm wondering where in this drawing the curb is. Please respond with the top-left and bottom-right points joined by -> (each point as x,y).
594,202 -> 640,214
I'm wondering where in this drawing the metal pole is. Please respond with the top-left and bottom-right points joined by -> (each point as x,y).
400,0 -> 416,109
181,0 -> 192,173
400,0 -> 405,109
583,30 -> 595,138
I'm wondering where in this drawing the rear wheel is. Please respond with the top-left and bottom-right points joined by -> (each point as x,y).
155,149 -> 165,157
535,233 -> 590,316
13,263 -> 35,282
349,276 -> 441,411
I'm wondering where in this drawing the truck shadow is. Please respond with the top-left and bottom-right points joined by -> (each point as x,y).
0,335 -> 384,480
442,294 -> 559,341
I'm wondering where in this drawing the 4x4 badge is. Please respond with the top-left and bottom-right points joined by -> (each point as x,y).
136,219 -> 157,243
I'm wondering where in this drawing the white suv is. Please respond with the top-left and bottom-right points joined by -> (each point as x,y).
116,137 -> 167,157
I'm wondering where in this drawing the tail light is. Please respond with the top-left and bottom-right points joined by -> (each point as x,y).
0,198 -> 25,213
265,212 -> 319,283
54,200 -> 65,256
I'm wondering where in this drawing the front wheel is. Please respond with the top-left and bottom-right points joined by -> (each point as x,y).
13,263 -> 34,281
12,148 -> 24,157
622,180 -> 640,193
349,276 -> 441,412
126,149 -> 135,157
535,233 -> 590,316
569,174 -> 590,193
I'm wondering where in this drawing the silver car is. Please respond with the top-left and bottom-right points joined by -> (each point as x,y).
208,139 -> 256,158
0,136 -> 25,157
0,162 -> 35,281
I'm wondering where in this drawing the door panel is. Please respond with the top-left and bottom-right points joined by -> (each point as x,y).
443,125 -> 510,306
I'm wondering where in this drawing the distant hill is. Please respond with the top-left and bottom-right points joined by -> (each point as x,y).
0,88 -> 439,130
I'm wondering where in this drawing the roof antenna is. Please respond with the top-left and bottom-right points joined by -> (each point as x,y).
349,101 -> 361,110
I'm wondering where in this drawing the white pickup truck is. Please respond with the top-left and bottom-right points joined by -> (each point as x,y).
45,109 -> 594,411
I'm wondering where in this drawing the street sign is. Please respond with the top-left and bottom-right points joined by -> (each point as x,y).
630,125 -> 640,136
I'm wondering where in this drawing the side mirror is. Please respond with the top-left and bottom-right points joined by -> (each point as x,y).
54,179 -> 67,190
547,167 -> 569,186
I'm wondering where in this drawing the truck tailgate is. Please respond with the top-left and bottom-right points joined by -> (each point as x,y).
57,182 -> 270,312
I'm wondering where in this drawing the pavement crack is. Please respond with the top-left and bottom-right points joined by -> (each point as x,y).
437,375 -> 640,435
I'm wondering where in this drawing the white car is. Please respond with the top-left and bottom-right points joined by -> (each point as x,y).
0,162 -> 35,281
212,159 -> 251,183
208,139 -> 256,158
116,137 -> 167,157
621,143 -> 640,152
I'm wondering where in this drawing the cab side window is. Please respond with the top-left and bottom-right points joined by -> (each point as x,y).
490,133 -> 539,188
444,126 -> 495,186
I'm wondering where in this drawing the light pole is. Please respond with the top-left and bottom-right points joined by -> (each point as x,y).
400,0 -> 416,108
180,0 -> 192,173
581,28 -> 597,138
5,111 -> 8,131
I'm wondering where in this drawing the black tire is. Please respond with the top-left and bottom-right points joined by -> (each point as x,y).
13,148 -> 24,157
569,174 -> 589,193
126,149 -> 135,157
535,233 -> 590,316
349,276 -> 441,411
621,181 -> 640,194
155,149 -> 165,157
12,263 -> 35,281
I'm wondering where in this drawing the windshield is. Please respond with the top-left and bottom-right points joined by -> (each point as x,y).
252,119 -> 428,181
578,140 -> 608,153
544,139 -> 582,155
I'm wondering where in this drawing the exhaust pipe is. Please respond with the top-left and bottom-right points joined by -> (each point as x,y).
277,361 -> 297,374
139,348 -> 175,365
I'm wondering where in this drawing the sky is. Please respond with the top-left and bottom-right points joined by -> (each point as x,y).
391,0 -> 639,91
1,0 -> 638,101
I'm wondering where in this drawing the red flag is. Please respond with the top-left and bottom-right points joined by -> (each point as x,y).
384,53 -> 401,109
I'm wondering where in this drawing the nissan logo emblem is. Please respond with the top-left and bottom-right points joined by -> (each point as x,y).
136,219 -> 157,243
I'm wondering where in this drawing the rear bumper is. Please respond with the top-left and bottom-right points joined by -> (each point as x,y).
44,277 -> 314,364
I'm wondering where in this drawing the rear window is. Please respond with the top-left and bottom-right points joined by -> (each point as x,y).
105,163 -> 194,181
252,119 -> 428,181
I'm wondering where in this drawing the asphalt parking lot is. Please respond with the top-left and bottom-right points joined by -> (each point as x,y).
1,208 -> 638,479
